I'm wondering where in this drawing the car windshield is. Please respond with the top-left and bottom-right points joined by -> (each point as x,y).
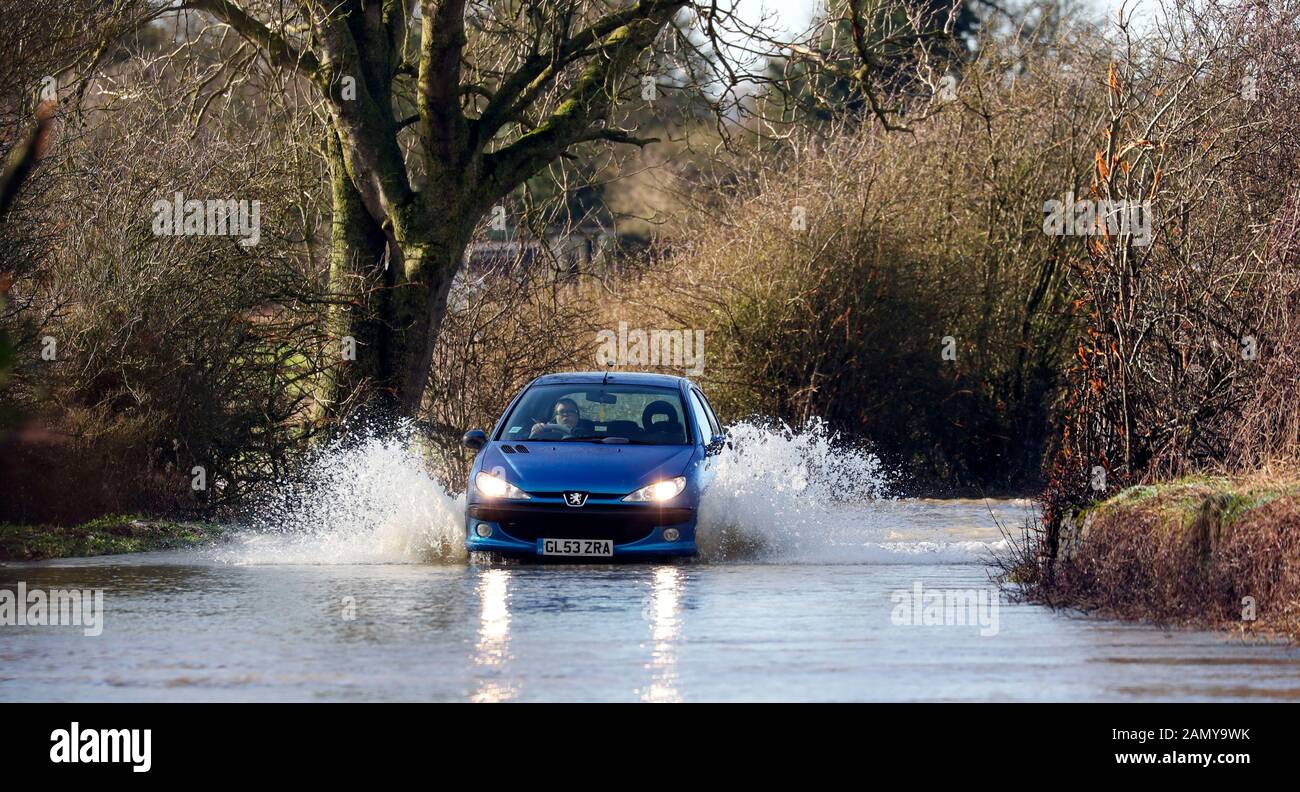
499,383 -> 690,445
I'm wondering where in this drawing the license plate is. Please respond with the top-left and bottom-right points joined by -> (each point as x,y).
538,538 -> 614,557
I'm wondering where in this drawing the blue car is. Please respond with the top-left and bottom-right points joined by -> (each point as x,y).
461,372 -> 727,560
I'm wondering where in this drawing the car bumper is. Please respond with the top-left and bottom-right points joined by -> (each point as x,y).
465,500 -> 697,558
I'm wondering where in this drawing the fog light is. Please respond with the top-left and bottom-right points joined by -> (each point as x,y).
475,523 -> 493,538
663,528 -> 680,542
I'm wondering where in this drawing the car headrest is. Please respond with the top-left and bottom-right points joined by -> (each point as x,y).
642,400 -> 680,428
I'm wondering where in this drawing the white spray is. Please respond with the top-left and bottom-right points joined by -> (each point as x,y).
219,419 -> 1014,566
219,428 -> 465,565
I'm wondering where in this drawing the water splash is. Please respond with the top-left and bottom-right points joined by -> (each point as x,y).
697,419 -> 883,561
217,426 -> 464,565
697,420 -> 1013,564
215,419 -> 1016,567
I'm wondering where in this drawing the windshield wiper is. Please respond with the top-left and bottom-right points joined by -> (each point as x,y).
554,436 -> 679,445
556,435 -> 623,443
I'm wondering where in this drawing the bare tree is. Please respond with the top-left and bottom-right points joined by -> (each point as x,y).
155,1 -> 742,415
0,0 -> 146,216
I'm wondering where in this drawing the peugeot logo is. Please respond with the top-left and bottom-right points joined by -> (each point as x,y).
564,491 -> 588,508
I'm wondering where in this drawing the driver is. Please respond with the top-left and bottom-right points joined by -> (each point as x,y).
530,397 -> 584,438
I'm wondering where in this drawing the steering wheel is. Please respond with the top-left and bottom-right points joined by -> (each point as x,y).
528,422 -> 570,440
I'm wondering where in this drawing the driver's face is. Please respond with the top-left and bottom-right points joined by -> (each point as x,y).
554,403 -> 579,428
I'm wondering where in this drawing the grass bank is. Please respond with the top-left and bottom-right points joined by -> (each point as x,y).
0,515 -> 228,562
1010,474 -> 1300,641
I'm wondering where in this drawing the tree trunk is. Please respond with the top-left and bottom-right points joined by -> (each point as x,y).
318,132 -> 389,419
319,127 -> 473,419
389,229 -> 472,416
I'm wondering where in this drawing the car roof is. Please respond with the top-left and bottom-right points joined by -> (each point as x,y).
531,371 -> 691,389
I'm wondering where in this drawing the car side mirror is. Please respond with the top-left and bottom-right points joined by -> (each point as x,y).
462,429 -> 487,451
706,434 -> 727,456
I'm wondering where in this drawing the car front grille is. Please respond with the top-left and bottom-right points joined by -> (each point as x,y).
469,503 -> 693,545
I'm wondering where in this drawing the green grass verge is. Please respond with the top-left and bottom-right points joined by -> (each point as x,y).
1028,473 -> 1300,641
0,515 -> 229,562
1094,475 -> 1300,533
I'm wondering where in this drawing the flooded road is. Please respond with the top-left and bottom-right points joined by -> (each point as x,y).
3,497 -> 1299,702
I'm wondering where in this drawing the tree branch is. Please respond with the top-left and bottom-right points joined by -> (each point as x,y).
0,103 -> 55,218
311,2 -> 415,224
474,0 -> 683,147
182,0 -> 320,76
572,128 -> 660,147
480,2 -> 684,198
418,0 -> 469,164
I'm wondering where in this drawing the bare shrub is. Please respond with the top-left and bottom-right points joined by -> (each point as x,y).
1230,193 -> 1300,468
1041,0 -> 1300,528
588,22 -> 1107,491
0,28 -> 331,521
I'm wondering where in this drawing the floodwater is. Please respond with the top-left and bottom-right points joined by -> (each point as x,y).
2,427 -> 1298,702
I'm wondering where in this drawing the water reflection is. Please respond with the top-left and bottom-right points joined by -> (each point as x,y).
642,566 -> 683,702
472,568 -> 516,702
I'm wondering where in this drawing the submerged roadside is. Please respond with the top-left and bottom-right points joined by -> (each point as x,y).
1010,474 -> 1300,641
0,516 -> 227,562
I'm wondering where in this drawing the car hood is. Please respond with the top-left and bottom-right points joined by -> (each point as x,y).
481,442 -> 695,494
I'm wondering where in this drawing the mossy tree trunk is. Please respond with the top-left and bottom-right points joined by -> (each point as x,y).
189,0 -> 682,417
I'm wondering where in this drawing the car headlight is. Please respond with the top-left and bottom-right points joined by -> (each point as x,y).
623,476 -> 686,503
475,471 -> 530,500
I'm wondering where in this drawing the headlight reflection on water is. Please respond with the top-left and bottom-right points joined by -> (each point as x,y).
472,568 -> 516,703
642,566 -> 683,703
